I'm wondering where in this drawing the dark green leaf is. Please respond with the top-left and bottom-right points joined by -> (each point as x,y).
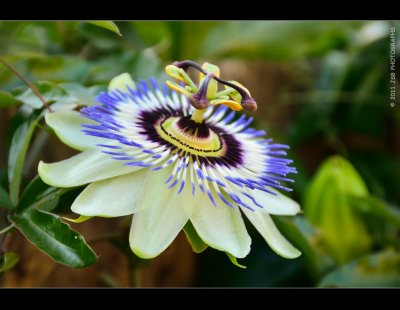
58,83 -> 105,106
48,187 -> 84,214
8,112 -> 41,205
0,252 -> 19,273
183,221 -> 208,253
0,90 -> 22,108
319,249 -> 400,287
0,185 -> 13,209
86,21 -> 121,36
15,81 -> 70,109
349,195 -> 400,228
16,175 -> 67,213
9,208 -> 97,268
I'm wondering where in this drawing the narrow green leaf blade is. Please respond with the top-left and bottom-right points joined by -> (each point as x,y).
86,21 -> 121,36
10,209 -> 97,268
0,185 -> 13,209
8,114 -> 40,205
0,252 -> 19,273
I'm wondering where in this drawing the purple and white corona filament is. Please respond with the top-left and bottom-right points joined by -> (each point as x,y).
82,79 -> 295,211
39,62 -> 301,261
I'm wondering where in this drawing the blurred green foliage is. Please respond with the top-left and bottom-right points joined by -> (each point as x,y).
304,156 -> 372,264
0,21 -> 399,287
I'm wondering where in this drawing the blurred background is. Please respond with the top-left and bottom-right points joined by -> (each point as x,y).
0,21 -> 399,287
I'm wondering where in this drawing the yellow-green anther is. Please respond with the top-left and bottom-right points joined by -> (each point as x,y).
200,62 -> 220,99
224,81 -> 251,103
201,63 -> 220,77
166,80 -> 192,97
165,65 -> 198,92
199,62 -> 220,100
165,65 -> 185,81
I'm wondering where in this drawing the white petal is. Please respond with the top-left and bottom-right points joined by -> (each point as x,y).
129,167 -> 193,259
190,191 -> 251,258
239,188 -> 301,215
241,208 -> 301,259
38,148 -> 141,187
46,110 -> 105,151
108,73 -> 136,92
71,169 -> 150,217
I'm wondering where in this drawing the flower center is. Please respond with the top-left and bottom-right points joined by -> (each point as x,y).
156,116 -> 224,157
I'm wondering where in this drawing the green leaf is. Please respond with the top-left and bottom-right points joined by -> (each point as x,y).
58,82 -> 105,107
0,185 -> 13,209
15,81 -> 70,109
8,112 -> 42,205
183,221 -> 208,253
304,156 -> 371,264
0,252 -> 19,273
319,249 -> 400,287
16,175 -> 67,213
9,208 -> 97,268
226,253 -> 246,269
349,195 -> 400,228
0,91 -> 22,108
86,21 -> 121,36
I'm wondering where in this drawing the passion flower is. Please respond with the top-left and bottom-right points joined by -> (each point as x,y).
39,61 -> 301,261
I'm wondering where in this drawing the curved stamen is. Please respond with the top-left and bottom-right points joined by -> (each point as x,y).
213,78 -> 257,112
171,60 -> 257,112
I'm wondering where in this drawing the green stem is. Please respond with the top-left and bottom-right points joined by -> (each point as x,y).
0,209 -> 8,254
129,263 -> 142,287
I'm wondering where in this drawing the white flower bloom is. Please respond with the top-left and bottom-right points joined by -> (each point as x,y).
39,64 -> 301,262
